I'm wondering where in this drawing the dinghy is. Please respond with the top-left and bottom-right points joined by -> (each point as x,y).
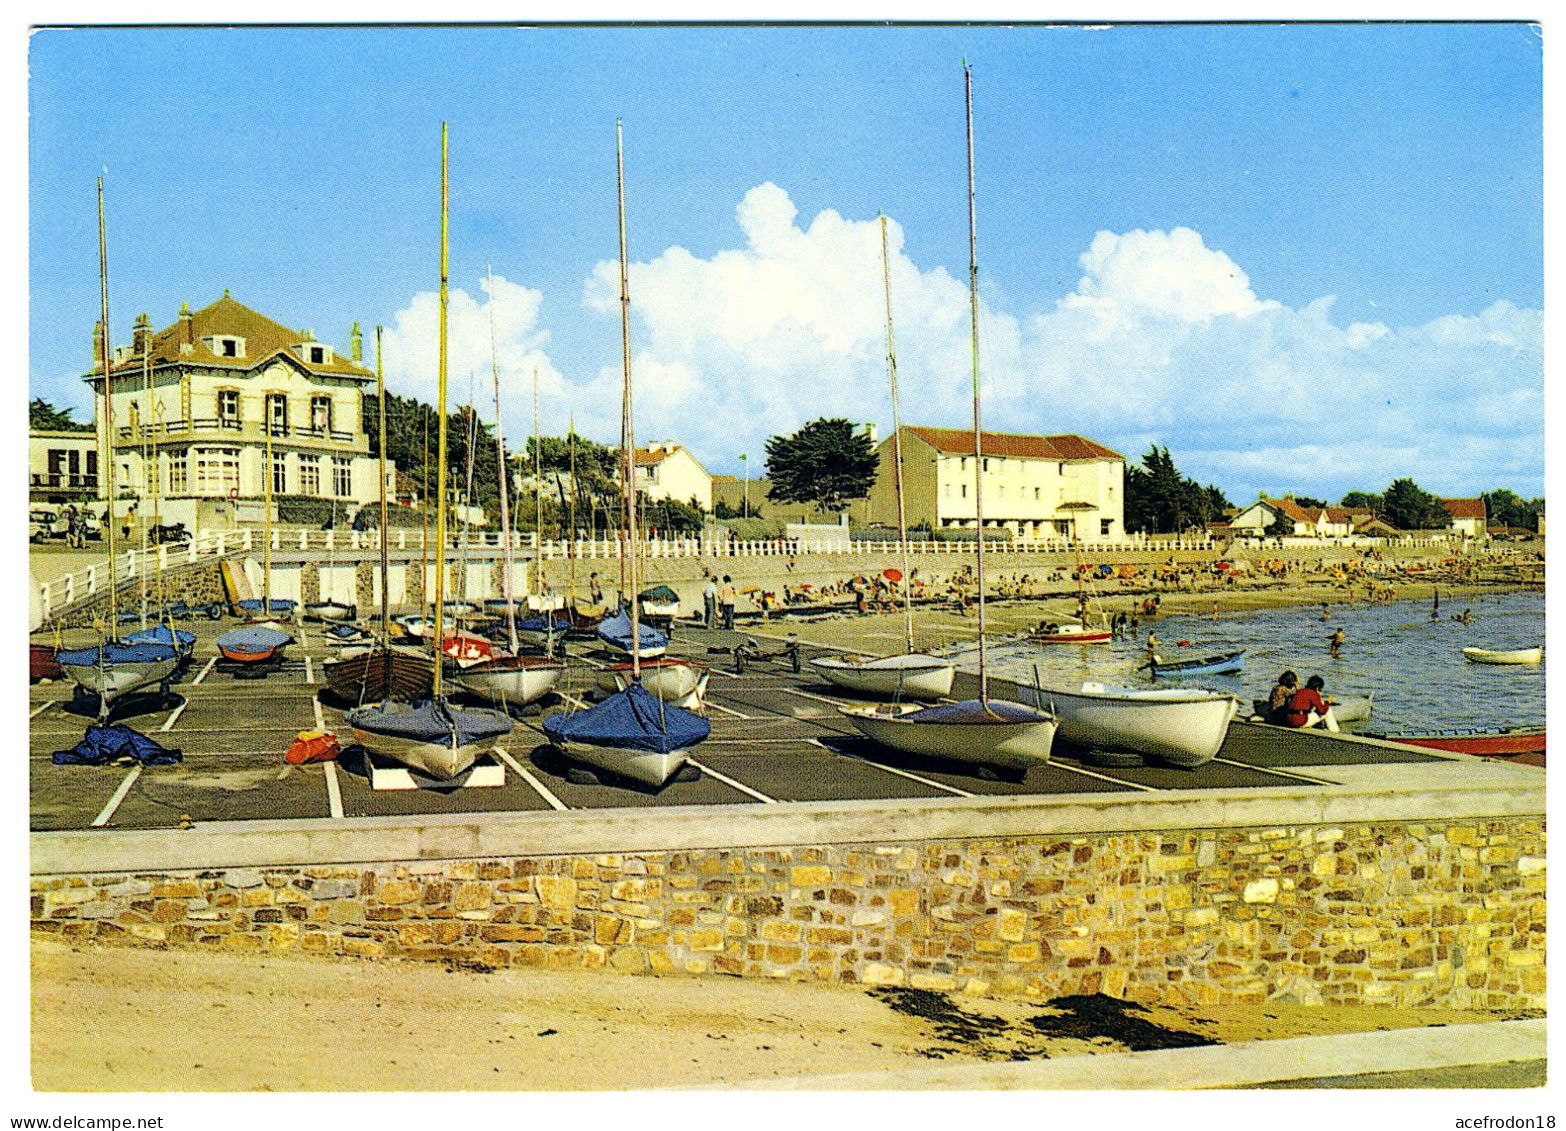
597,656 -> 708,709
811,652 -> 955,698
1462,646 -> 1542,665
324,643 -> 435,704
347,697 -> 513,780
1029,621 -> 1113,644
216,624 -> 292,665
304,598 -> 356,622
124,623 -> 197,662
596,608 -> 668,659
58,640 -> 180,712
450,653 -> 565,708
1040,682 -> 1236,767
1147,649 -> 1245,678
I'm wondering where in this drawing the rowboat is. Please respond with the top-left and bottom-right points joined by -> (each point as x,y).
1147,648 -> 1245,678
322,644 -> 435,704
216,624 -> 292,664
1374,725 -> 1544,759
1462,646 -> 1542,665
597,656 -> 708,709
304,598 -> 357,622
1029,621 -> 1112,644
1038,682 -> 1237,767
347,697 -> 513,780
30,643 -> 64,682
811,652 -> 955,698
841,699 -> 1059,770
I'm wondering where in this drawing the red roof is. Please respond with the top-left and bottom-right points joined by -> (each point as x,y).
905,426 -> 1121,462
1441,497 -> 1487,520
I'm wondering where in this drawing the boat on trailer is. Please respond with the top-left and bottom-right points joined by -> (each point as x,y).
58,640 -> 180,713
216,624 -> 292,665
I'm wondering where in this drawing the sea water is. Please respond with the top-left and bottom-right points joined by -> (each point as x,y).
959,589 -> 1544,736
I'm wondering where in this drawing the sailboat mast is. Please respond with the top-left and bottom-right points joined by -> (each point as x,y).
144,327 -> 164,619
964,62 -> 989,703
263,385 -> 273,612
486,267 -> 518,653
432,121 -> 450,699
617,119 -> 641,678
97,177 -> 119,633
376,326 -> 390,643
880,214 -> 915,655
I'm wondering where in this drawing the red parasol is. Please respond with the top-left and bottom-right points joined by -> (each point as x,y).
882,568 -> 903,583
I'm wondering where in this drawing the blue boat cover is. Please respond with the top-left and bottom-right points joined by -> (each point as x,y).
216,625 -> 293,655
518,609 -> 572,632
348,698 -> 513,744
57,641 -> 179,667
543,680 -> 710,754
326,622 -> 371,640
125,625 -> 198,653
236,598 -> 297,614
596,610 -> 668,653
899,699 -> 1054,725
52,723 -> 182,766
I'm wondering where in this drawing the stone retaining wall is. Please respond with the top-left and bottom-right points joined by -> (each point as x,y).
31,815 -> 1544,1010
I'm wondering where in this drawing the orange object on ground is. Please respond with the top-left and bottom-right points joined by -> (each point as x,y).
285,731 -> 341,765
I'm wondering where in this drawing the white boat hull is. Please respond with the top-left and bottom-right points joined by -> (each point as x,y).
552,739 -> 692,788
452,660 -> 564,705
1463,646 -> 1542,665
596,661 -> 708,709
811,654 -> 956,698
348,723 -> 482,780
61,656 -> 179,705
1038,683 -> 1236,767
840,703 -> 1057,770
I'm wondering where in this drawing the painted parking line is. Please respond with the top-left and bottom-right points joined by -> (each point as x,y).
159,699 -> 189,732
303,656 -> 314,684
324,760 -> 344,818
1213,756 -> 1333,786
685,760 -> 776,804
705,701 -> 755,720
191,656 -> 219,685
493,747 -> 569,811
91,767 -> 142,828
1054,762 -> 1159,792
312,695 -> 325,731
29,701 -> 56,720
852,757 -> 976,798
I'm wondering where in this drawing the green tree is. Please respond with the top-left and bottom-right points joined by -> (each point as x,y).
30,397 -> 93,432
1381,478 -> 1451,531
764,418 -> 879,512
526,431 -> 622,538
714,498 -> 762,520
363,392 -> 502,523
1481,489 -> 1543,531
1291,496 -> 1328,511
642,494 -> 706,535
1124,446 -> 1228,534
1339,490 -> 1383,514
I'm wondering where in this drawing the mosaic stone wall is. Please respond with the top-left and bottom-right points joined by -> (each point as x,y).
31,817 -> 1545,1009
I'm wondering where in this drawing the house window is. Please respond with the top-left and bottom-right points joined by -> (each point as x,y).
266,394 -> 289,436
271,453 -> 287,495
1034,487 -> 1041,500
332,457 -> 352,497
195,447 -> 239,495
310,346 -> 325,364
216,389 -> 240,426
1059,463 -> 1066,476
961,484 -> 967,499
1101,519 -> 1112,536
300,455 -> 321,496
168,452 -> 187,494
311,396 -> 333,435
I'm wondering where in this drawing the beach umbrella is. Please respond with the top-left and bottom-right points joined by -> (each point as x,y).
882,568 -> 903,583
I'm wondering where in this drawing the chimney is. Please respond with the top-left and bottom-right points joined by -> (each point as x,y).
92,320 -> 105,370
350,322 -> 363,363
178,302 -> 195,356
133,312 -> 152,357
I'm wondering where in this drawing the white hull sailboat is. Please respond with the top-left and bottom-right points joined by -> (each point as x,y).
597,656 -> 708,709
811,652 -> 955,698
58,647 -> 180,708
841,67 -> 1054,770
1041,682 -> 1237,767
452,654 -> 565,706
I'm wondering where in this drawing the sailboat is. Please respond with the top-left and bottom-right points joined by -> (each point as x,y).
57,177 -> 181,718
813,214 -> 956,700
304,498 -> 357,622
448,269 -> 564,708
543,120 -> 711,786
511,365 -> 574,651
841,65 -> 1057,771
322,326 -> 437,704
217,381 -> 294,665
347,123 -> 514,779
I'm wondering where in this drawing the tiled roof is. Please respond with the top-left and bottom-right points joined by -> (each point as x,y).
1441,497 -> 1487,520
905,426 -> 1121,462
93,294 -> 372,382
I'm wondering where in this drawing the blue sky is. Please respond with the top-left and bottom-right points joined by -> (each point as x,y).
27,22 -> 1544,503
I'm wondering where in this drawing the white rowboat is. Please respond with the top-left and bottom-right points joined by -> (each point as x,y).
841,699 -> 1057,770
1038,682 -> 1237,767
811,653 -> 956,699
1462,646 -> 1542,665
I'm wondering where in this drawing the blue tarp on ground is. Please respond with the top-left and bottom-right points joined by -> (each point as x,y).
542,680 -> 710,755
347,698 -> 513,744
596,610 -> 668,654
52,723 -> 182,766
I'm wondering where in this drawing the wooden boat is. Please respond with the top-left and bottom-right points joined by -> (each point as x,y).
323,644 -> 435,704
30,643 -> 64,682
841,68 -> 1055,771
1374,725 -> 1544,759
842,699 -> 1057,770
440,631 -> 502,666
1462,646 -> 1542,665
1030,621 -> 1112,645
1039,682 -> 1237,768
1148,648 -> 1245,678
811,652 -> 955,698
597,656 -> 708,709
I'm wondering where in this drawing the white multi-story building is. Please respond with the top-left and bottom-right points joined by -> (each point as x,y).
628,441 -> 712,512
85,293 -> 380,529
864,425 -> 1124,540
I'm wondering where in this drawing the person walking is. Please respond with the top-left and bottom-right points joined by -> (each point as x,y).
718,575 -> 737,631
703,575 -> 718,630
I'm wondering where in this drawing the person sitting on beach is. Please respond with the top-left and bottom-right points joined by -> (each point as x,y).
1267,670 -> 1298,724
1282,675 -> 1336,731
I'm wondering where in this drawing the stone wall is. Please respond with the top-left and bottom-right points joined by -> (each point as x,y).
31,816 -> 1545,1010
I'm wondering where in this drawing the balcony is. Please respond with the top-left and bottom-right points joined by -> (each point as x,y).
31,473 -> 99,491
113,418 -> 365,451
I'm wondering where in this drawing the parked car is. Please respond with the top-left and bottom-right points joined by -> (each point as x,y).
29,509 -> 61,543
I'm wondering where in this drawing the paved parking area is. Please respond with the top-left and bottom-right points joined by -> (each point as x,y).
29,618 -> 1453,833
